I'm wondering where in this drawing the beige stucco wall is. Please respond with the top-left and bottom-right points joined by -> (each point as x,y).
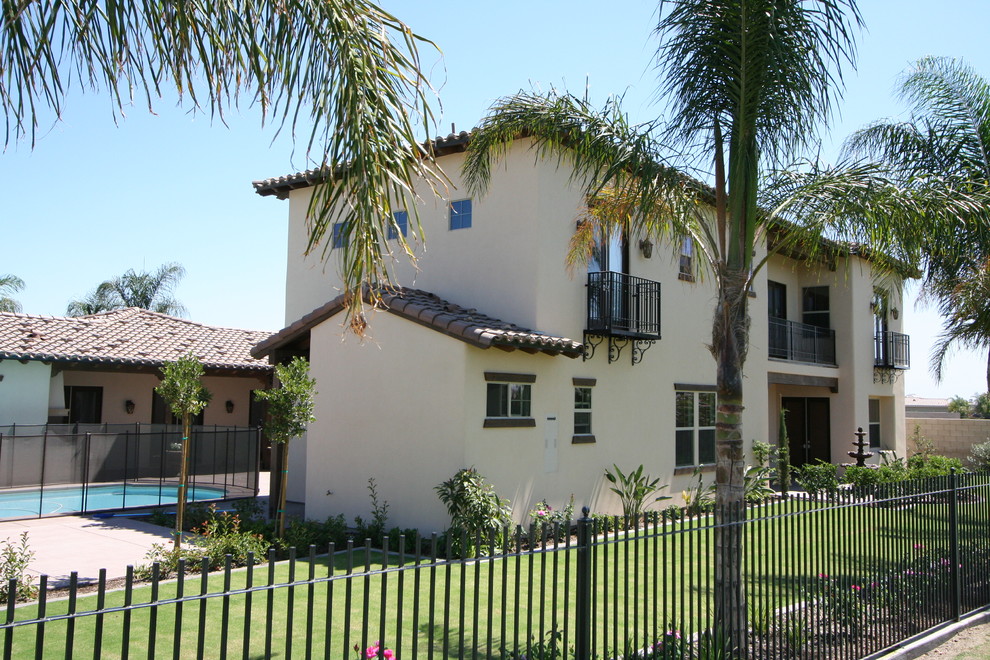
61,370 -> 267,426
278,140 -> 910,530
0,361 -> 52,425
909,418 -> 990,464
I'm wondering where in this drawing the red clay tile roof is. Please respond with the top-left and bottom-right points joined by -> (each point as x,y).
252,131 -> 473,199
252,288 -> 584,359
0,308 -> 272,373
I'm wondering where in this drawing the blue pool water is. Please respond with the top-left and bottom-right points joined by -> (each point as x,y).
0,484 -> 227,519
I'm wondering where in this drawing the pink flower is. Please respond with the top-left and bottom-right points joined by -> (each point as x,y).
363,643 -> 395,659
914,543 -> 925,550
818,573 -> 829,579
851,584 -> 861,592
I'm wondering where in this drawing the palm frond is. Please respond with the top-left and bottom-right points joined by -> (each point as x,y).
0,274 -> 25,313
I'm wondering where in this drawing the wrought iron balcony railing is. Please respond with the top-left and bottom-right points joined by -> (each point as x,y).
768,317 -> 836,366
586,271 -> 661,339
875,331 -> 911,369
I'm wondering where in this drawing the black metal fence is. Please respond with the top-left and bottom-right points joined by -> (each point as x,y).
2,473 -> 989,658
768,317 -> 837,365
0,424 -> 259,519
874,331 -> 911,369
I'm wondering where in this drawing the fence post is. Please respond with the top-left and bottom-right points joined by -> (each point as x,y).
949,469 -> 961,621
575,506 -> 593,660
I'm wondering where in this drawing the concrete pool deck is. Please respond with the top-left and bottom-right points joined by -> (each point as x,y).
0,472 -> 275,588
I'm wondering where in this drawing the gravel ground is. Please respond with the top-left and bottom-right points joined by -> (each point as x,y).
917,621 -> 990,659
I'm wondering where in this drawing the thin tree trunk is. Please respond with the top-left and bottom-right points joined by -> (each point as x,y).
986,351 -> 989,394
277,440 -> 290,538
713,274 -> 749,655
174,414 -> 191,549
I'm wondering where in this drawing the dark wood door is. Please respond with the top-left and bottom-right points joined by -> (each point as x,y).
782,397 -> 831,466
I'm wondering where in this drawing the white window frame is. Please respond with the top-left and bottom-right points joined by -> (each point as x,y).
483,372 -> 535,428
675,388 -> 717,467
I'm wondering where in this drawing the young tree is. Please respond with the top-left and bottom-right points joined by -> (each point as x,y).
67,264 -> 187,316
0,275 -> 24,313
846,58 -> 990,391
156,355 -> 212,549
254,357 -> 316,538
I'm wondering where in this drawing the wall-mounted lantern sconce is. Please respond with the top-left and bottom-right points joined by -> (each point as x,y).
125,400 -> 135,415
226,400 -> 235,414
891,308 -> 899,320
639,239 -> 654,259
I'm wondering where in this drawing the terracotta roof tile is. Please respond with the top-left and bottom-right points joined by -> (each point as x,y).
252,288 -> 583,359
0,308 -> 273,372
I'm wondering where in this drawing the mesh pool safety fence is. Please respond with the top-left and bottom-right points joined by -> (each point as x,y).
0,424 -> 259,519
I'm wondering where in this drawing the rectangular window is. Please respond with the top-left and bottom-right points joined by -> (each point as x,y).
332,221 -> 347,249
869,398 -> 881,448
675,389 -> 717,467
768,281 -> 787,319
449,199 -> 472,230
802,286 -> 830,329
388,210 -> 408,240
678,236 -> 694,280
486,383 -> 531,417
574,387 -> 592,435
483,372 -> 535,428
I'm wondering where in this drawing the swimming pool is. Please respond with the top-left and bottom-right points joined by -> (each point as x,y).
0,483 -> 227,519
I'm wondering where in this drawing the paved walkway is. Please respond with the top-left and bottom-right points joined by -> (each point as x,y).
0,473 -> 273,588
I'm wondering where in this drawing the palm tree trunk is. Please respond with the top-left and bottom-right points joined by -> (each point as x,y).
174,413 -> 191,549
986,351 -> 989,394
277,440 -> 290,538
713,273 -> 749,654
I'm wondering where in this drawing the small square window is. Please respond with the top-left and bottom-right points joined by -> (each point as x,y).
449,199 -> 472,230
487,382 -> 531,418
388,211 -> 408,240
332,222 -> 347,249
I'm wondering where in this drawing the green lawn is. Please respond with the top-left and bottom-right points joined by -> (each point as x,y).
5,494 -> 988,659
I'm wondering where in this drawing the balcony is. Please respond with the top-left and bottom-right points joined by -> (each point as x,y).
875,331 -> 910,369
585,272 -> 661,364
586,271 -> 661,339
768,317 -> 836,366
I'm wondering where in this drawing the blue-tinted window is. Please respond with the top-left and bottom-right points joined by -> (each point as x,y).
388,211 -> 408,240
449,199 -> 472,230
332,222 -> 347,249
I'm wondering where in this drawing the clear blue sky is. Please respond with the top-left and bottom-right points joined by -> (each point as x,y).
1,1 -> 988,398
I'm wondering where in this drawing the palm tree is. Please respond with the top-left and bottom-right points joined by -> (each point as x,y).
4,1 -> 442,319
0,275 -> 25,313
846,58 -> 990,391
67,263 -> 187,316
462,2 -> 988,651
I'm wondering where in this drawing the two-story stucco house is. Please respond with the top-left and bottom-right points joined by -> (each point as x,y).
252,131 -> 911,532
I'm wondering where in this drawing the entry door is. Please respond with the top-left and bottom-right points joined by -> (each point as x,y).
782,397 -> 831,466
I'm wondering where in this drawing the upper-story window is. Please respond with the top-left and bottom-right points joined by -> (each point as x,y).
388,211 -> 408,240
332,221 -> 348,249
802,286 -> 829,328
678,236 -> 694,281
768,281 -> 786,320
449,199 -> 472,230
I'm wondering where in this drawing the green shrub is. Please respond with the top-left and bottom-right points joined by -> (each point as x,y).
794,461 -> 839,498
528,495 -> 575,527
681,468 -> 715,516
604,464 -> 670,523
745,465 -> 775,504
906,453 -> 964,479
193,506 -> 270,569
435,468 -> 512,556
969,440 -> 990,472
0,532 -> 36,603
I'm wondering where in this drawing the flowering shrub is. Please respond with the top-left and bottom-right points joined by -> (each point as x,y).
528,496 -> 575,526
354,642 -> 395,659
807,573 -> 874,632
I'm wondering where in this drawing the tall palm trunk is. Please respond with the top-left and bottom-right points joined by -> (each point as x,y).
174,413 -> 191,549
713,270 -> 750,653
